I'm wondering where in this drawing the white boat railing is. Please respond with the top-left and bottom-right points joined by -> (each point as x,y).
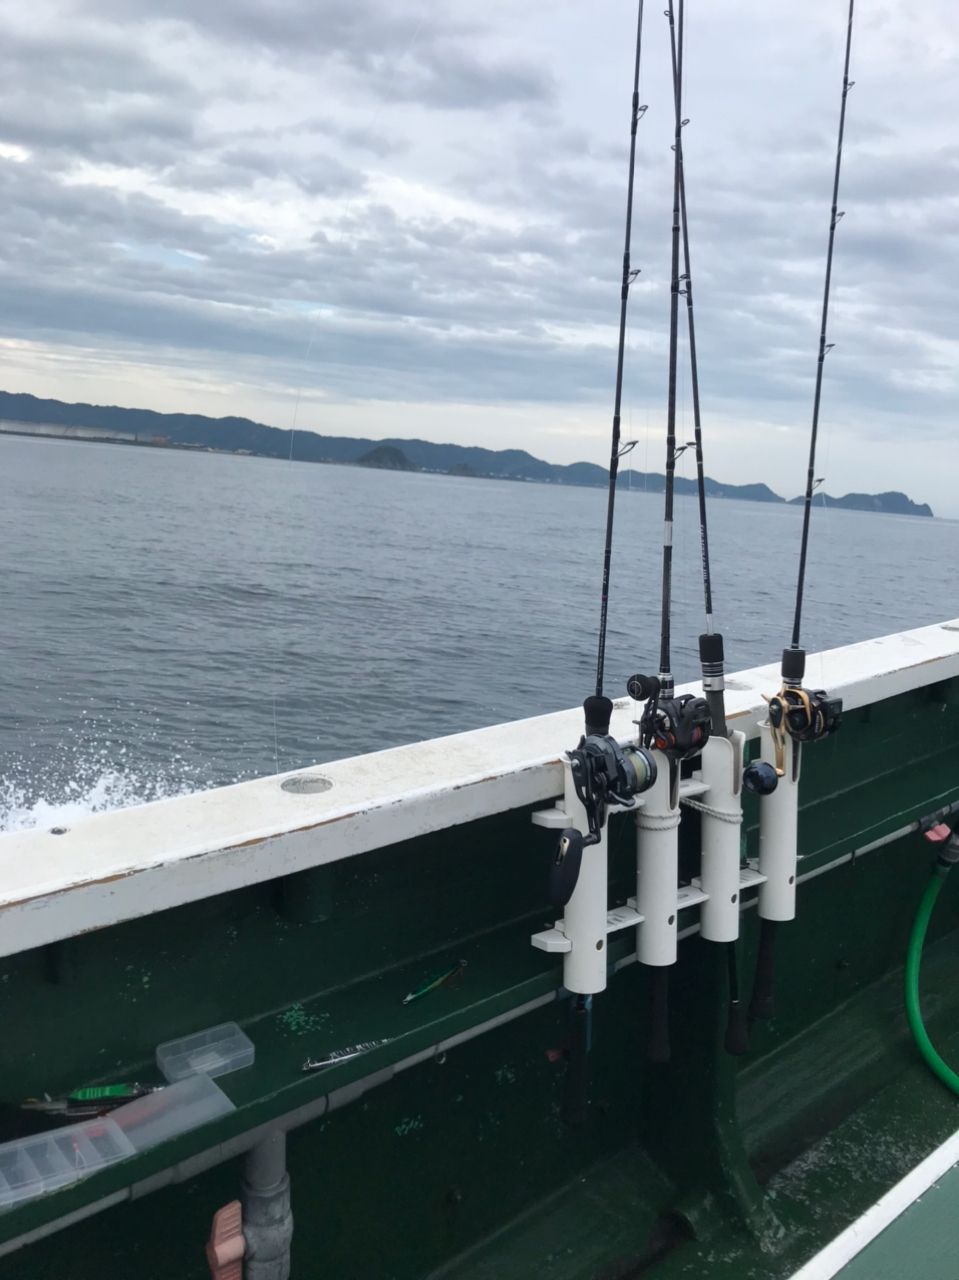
1,619 -> 958,960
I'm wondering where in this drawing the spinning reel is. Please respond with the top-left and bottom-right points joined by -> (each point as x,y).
549,696 -> 657,908
627,674 -> 711,760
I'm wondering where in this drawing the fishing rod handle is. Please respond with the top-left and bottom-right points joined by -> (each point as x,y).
724,999 -> 750,1056
562,995 -> 591,1125
647,967 -> 671,1063
584,695 -> 613,738
749,919 -> 778,1021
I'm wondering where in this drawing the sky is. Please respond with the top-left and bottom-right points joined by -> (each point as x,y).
0,1 -> 957,511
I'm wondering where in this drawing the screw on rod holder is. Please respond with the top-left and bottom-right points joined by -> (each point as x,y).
743,761 -> 778,795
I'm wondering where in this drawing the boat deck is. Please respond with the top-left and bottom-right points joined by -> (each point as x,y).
833,1158 -> 959,1280
7,926 -> 959,1280
428,929 -> 959,1280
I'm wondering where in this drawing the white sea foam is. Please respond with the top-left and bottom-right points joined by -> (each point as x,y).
0,769 -> 198,835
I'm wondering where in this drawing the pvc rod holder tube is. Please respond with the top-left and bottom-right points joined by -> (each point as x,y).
560,763 -> 609,995
698,732 -> 744,942
757,727 -> 800,921
635,753 -> 680,966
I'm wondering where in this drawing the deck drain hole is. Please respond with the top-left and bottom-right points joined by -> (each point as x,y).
281,775 -> 333,795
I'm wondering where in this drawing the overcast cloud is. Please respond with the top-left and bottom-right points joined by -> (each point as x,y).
0,1 -> 957,510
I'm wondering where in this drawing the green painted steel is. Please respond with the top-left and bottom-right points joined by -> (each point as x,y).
0,682 -> 958,1278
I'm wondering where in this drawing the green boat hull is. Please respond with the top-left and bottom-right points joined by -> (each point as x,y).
2,672 -> 959,1278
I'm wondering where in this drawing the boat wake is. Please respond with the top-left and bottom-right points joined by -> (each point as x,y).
0,767 -> 199,835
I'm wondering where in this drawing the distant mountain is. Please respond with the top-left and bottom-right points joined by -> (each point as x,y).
0,391 -> 933,517
787,490 -> 933,518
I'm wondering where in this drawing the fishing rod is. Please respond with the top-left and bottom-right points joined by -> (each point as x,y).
593,3 -> 648,704
661,0 -> 776,1058
626,0 -> 711,1065
534,0 -> 658,1123
750,0 -> 853,1020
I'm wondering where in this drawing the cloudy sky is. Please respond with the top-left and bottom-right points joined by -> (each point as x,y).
1,1 -> 957,511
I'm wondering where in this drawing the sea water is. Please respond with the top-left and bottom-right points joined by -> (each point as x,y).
2,433 -> 957,832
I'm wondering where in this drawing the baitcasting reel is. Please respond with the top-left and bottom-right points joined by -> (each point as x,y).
765,649 -> 842,776
627,674 -> 711,760
549,696 -> 657,908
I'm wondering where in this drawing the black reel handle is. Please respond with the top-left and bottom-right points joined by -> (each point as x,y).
548,829 -> 586,908
627,673 -> 660,702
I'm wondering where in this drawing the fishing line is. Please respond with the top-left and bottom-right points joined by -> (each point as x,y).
266,12 -> 428,775
270,330 -> 316,775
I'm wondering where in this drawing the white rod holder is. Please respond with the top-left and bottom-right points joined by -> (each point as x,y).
757,725 -> 801,921
635,751 -> 680,966
698,731 -> 745,942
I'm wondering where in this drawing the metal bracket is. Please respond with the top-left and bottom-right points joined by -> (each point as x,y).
531,898 -> 644,955
531,796 -> 648,830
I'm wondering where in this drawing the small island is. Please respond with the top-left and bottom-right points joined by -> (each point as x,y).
0,390 -> 934,518
787,491 -> 933,518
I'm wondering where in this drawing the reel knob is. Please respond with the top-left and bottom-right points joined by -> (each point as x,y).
627,673 -> 660,702
743,761 -> 778,796
548,829 -> 585,908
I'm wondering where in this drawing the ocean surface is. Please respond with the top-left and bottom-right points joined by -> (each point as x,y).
2,433 -> 957,833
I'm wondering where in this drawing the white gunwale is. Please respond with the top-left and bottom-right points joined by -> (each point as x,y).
1,619 -> 958,960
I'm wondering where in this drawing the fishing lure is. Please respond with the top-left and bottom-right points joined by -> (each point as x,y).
302,1040 -> 391,1072
401,959 -> 467,1006
22,1083 -> 160,1118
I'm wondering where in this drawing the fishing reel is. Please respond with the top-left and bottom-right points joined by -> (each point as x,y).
763,648 -> 842,776
627,674 -> 711,761
765,685 -> 842,776
550,696 -> 657,908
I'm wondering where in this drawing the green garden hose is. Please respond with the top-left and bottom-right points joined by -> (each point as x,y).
905,866 -> 959,1097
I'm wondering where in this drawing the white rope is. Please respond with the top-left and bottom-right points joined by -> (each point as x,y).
680,795 -> 741,824
636,811 -> 681,832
